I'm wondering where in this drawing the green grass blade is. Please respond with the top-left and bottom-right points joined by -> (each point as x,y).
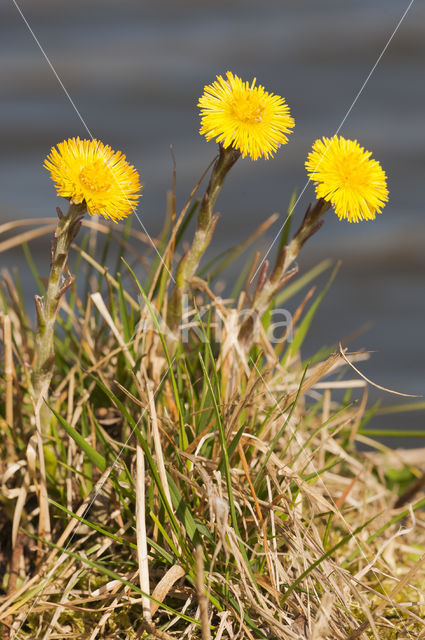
22,241 -> 45,295
286,261 -> 340,360
116,272 -> 132,345
175,200 -> 199,247
358,429 -> 425,438
168,475 -> 202,547
274,259 -> 332,306
49,404 -> 107,472
48,498 -> 137,550
278,188 -> 297,254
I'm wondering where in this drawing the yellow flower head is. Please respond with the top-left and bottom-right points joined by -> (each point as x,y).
44,137 -> 142,222
198,71 -> 295,161
306,136 -> 388,223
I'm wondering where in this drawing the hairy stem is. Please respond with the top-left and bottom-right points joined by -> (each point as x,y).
31,202 -> 86,435
167,145 -> 240,333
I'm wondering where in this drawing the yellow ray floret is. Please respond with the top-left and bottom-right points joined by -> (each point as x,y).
44,137 -> 142,222
306,136 -> 388,223
198,71 -> 295,161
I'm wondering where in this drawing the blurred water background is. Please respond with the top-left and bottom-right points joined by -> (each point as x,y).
1,0 -> 424,444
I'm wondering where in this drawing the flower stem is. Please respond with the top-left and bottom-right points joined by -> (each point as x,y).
167,145 -> 240,333
31,202 -> 86,435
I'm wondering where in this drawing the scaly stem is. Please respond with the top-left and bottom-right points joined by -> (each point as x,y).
31,202 -> 86,435
167,145 -> 240,333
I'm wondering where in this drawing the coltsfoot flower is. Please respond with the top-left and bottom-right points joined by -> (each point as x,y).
44,137 -> 141,222
306,136 -> 388,222
198,71 -> 295,161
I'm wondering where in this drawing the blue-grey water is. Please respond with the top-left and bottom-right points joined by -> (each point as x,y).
1,0 -> 424,443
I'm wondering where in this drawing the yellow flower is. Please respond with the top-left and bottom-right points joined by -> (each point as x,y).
198,71 -> 295,161
306,136 -> 388,223
44,137 -> 141,222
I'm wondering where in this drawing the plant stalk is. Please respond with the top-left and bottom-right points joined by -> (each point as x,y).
167,145 -> 240,333
31,202 -> 86,435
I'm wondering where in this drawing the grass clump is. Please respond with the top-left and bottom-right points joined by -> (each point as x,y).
1,72 -> 425,639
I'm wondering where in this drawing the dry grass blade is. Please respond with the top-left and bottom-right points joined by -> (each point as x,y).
339,344 -> 422,398
91,291 -> 136,367
1,314 -> 15,461
150,564 -> 186,617
195,545 -> 211,640
74,247 -> 139,309
136,441 -> 151,621
146,381 -> 182,555
0,225 -> 57,253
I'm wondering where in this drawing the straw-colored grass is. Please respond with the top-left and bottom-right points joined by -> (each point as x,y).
1,174 -> 425,640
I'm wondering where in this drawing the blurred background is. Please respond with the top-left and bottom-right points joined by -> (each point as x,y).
1,0 -> 424,443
